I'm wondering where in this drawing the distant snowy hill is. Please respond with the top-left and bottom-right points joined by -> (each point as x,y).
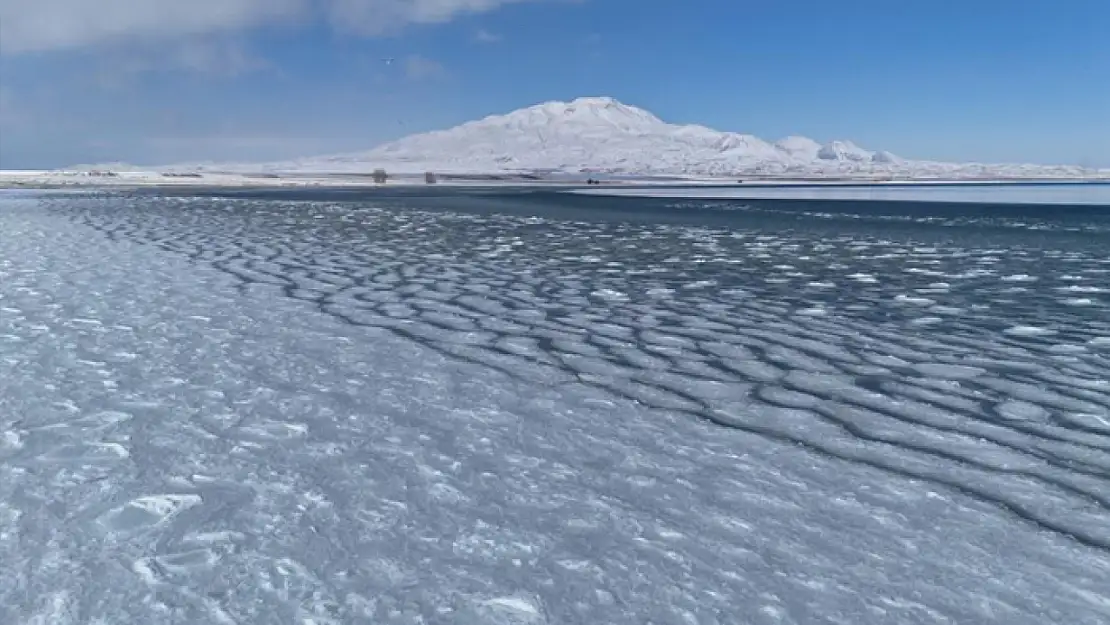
193,97 -> 1104,179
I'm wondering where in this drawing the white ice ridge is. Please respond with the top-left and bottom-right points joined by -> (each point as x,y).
2,190 -> 1109,624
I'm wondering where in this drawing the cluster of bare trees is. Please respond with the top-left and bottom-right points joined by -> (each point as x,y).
370,169 -> 437,184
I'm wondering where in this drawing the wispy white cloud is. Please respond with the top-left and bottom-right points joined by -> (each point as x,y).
170,39 -> 270,76
404,54 -> 445,81
474,28 -> 502,43
91,39 -> 270,88
0,0 -> 303,55
323,0 -> 533,36
0,0 -> 542,55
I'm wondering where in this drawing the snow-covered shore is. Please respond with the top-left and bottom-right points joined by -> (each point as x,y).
3,168 -> 1108,193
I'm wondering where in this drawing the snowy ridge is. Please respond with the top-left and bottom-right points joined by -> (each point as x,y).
238,96 -> 1103,179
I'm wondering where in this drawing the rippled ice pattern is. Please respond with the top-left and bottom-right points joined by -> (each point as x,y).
2,189 -> 1109,624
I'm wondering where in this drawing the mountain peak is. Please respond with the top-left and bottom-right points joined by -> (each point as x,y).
775,136 -> 822,158
497,96 -> 664,131
817,140 -> 872,162
251,96 -> 1091,178
568,95 -> 622,107
276,97 -> 889,174
539,96 -> 639,112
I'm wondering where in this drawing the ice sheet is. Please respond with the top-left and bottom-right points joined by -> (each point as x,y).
1,190 -> 1108,624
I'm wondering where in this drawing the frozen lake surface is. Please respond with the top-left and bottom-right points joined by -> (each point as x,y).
2,188 -> 1109,624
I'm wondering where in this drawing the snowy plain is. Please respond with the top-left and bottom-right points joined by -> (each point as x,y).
1,188 -> 1109,624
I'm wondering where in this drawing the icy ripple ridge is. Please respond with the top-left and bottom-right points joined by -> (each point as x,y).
1,189 -> 1109,624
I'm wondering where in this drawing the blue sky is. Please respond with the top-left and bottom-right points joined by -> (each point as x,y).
1,0 -> 1107,168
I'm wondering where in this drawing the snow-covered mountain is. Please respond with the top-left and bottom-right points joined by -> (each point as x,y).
207,97 -> 1101,179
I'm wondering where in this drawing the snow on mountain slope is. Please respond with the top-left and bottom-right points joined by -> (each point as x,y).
817,140 -> 873,162
774,136 -> 822,160
257,97 -> 850,176
194,96 -> 1105,179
